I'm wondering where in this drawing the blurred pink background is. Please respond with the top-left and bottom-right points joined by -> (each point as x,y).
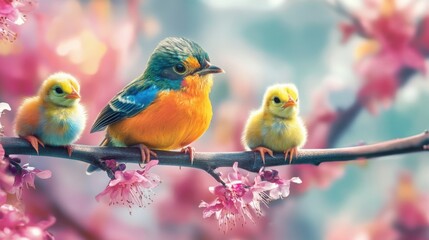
1,0 -> 429,239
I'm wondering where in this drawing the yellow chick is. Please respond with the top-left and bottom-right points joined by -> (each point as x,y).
14,72 -> 86,156
242,83 -> 307,163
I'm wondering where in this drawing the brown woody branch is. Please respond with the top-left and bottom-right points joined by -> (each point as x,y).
1,131 -> 428,175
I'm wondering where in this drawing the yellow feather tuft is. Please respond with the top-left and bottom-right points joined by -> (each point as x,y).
242,83 -> 307,156
184,56 -> 201,70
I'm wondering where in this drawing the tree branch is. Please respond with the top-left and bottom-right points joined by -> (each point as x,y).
1,131 -> 428,175
327,99 -> 363,147
327,67 -> 417,148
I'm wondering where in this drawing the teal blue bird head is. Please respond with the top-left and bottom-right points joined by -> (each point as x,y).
142,37 -> 224,90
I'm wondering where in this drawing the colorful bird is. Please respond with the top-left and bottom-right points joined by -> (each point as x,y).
14,72 -> 87,156
242,83 -> 307,163
89,37 -> 223,172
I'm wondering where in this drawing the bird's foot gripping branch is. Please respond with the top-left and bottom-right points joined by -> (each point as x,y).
1,131 -> 429,229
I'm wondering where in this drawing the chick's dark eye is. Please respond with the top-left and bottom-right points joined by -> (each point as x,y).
296,98 -> 299,102
54,87 -> 63,94
173,63 -> 187,74
273,97 -> 281,104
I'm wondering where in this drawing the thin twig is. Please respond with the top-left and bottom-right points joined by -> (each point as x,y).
326,0 -> 421,147
327,99 -> 363,147
327,68 -> 417,148
326,0 -> 369,38
206,167 -> 225,186
1,131 -> 428,177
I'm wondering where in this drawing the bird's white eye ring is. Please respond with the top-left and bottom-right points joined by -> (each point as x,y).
273,97 -> 281,104
173,63 -> 187,74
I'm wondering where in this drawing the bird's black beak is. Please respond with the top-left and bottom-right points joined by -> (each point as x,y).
196,65 -> 224,76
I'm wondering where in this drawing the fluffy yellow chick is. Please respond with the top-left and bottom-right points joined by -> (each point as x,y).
242,83 -> 307,163
14,72 -> 86,156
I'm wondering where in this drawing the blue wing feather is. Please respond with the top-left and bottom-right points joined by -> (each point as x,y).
90,84 -> 159,133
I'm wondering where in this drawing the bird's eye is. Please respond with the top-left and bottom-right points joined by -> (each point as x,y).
296,98 -> 299,102
173,63 -> 187,74
273,97 -> 281,104
54,87 -> 64,94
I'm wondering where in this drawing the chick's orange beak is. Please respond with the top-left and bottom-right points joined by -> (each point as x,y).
65,89 -> 80,99
283,100 -> 296,108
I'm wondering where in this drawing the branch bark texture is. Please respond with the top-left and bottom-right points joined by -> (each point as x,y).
1,131 -> 428,174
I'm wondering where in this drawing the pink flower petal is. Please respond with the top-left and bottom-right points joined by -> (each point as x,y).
96,167 -> 160,211
242,190 -> 254,203
339,22 -> 356,43
0,144 -> 4,159
9,163 -> 51,199
143,160 -> 159,171
0,102 -> 10,114
35,170 -> 52,179
210,185 -> 226,197
201,163 -> 301,231
0,190 -> 6,205
401,47 -> 426,72
291,177 -> 302,184
0,204 -> 55,239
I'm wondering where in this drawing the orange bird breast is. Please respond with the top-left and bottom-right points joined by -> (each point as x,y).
107,77 -> 213,150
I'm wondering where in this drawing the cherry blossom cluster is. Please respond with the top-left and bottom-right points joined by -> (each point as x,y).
95,159 -> 161,215
0,103 -> 52,204
0,0 -> 37,42
0,103 -> 54,239
337,0 -> 429,114
200,162 -> 301,232
0,204 -> 55,240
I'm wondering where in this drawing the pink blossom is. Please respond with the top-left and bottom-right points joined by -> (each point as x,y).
0,102 -> 10,136
199,183 -> 257,231
0,0 -> 38,42
227,161 -> 250,183
200,163 -> 301,231
339,0 -> 426,113
0,145 -> 51,202
391,173 -> 429,240
103,159 -> 126,172
257,169 -> 302,199
96,160 -> 161,214
0,204 -> 55,240
199,163 -> 266,230
11,163 -> 52,200
356,54 -> 399,114
0,145 -> 14,205
105,159 -> 118,171
342,0 -> 418,58
339,22 -> 356,43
